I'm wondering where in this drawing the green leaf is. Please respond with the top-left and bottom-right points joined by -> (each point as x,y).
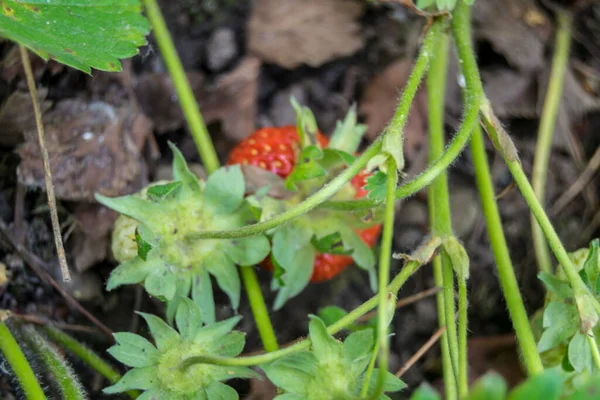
204,165 -> 245,214
584,239 -> 600,294
166,277 -> 192,325
168,142 -> 202,195
538,272 -> 573,300
206,253 -> 241,310
0,0 -> 150,74
108,332 -> 159,368
273,244 -> 315,310
225,235 -> 271,266
205,381 -> 238,400
103,366 -> 157,394
195,316 -> 243,344
175,297 -> 203,341
467,373 -> 507,400
320,148 -> 356,170
309,316 -> 341,360
106,254 -> 159,290
95,193 -> 165,228
192,269 -> 216,325
575,291 -> 599,333
137,312 -> 180,352
144,268 -> 177,302
566,373 -> 600,400
537,302 -> 578,352
317,306 -> 348,327
291,96 -> 319,148
135,231 -> 152,261
261,352 -> 317,394
416,0 -> 436,9
364,171 -> 387,202
443,236 -> 470,280
507,369 -> 563,400
339,226 -> 376,290
311,232 -> 353,255
328,104 -> 367,154
342,328 -> 374,362
208,331 -> 246,357
363,369 -> 407,395
409,383 -> 440,400
146,181 -> 182,202
568,331 -> 594,373
285,145 -> 326,190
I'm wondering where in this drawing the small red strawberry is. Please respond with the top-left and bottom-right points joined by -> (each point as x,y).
227,125 -> 381,283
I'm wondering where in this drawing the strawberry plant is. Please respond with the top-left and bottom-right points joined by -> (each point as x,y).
1,0 -> 600,399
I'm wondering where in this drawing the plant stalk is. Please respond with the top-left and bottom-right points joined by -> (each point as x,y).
0,319 -> 46,399
531,10 -> 573,275
142,0 -> 220,174
458,277 -> 468,396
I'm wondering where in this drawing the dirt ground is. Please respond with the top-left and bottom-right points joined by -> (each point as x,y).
1,0 -> 600,398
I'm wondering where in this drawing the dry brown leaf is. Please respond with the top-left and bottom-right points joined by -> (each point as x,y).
134,57 -> 260,140
0,89 -> 52,146
359,59 -> 428,160
17,99 -> 152,201
248,0 -> 365,69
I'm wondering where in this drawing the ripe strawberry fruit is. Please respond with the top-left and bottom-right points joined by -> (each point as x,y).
227,125 -> 381,283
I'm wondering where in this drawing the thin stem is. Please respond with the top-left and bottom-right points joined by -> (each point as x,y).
19,44 -> 70,282
240,266 -> 279,352
469,124 -> 544,375
531,10 -> 573,275
180,256 -> 434,369
457,278 -> 468,397
190,19 -> 444,240
41,325 -> 139,399
426,27 -> 460,398
0,319 -> 46,399
588,334 -> 600,371
361,340 -> 380,397
142,0 -> 220,174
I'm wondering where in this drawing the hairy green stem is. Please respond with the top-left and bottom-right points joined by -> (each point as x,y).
190,19 -> 444,240
441,252 -> 459,378
531,10 -> 573,275
240,266 -> 279,352
457,278 -> 468,397
361,340 -> 380,397
142,0 -> 220,174
180,255 -> 434,369
41,325 -> 138,399
426,28 -> 460,398
0,319 -> 46,399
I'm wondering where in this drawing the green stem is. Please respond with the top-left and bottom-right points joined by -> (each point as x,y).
41,325 -> 139,399
458,278 -> 468,397
240,266 -> 279,352
142,0 -> 220,174
180,253 -> 436,369
361,340 -> 380,397
588,335 -> 600,371
426,28 -> 460,398
190,19 -> 444,240
531,10 -> 573,275
0,320 -> 46,400
21,325 -> 86,400
469,124 -> 544,375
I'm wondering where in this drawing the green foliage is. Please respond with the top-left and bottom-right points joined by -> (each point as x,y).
105,299 -> 256,399
416,0 -> 474,11
97,143 -> 270,323
260,317 -> 405,399
365,171 -> 388,202
0,0 -> 150,73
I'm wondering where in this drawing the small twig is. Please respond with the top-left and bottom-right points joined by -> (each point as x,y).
0,220 -> 114,340
550,145 -> 600,216
395,326 -> 446,378
19,44 -> 71,283
358,286 -> 441,322
12,313 -> 102,336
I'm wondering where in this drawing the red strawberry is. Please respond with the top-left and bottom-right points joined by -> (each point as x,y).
227,126 -> 381,282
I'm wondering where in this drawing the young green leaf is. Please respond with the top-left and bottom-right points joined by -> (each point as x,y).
0,0 -> 150,74
365,171 -> 388,202
568,332 -> 594,374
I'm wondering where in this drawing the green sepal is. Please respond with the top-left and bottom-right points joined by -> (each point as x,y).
166,277 -> 192,325
206,253 -> 241,310
291,96 -> 320,148
361,369 -> 407,395
328,104 -> 367,154
318,306 -> 349,327
321,148 -> 357,171
466,372 -> 507,400
205,381 -> 239,400
108,332 -> 159,368
146,181 -> 182,202
261,351 -> 318,395
311,232 -> 353,255
207,331 -> 246,357
192,269 -> 216,325
507,369 -> 563,400
204,165 -> 245,214
308,316 -> 341,361
537,302 -> 578,353
285,145 -> 326,190
135,231 -> 153,261
364,171 -> 388,202
538,272 -> 573,300
106,253 -> 160,290
342,328 -> 375,362
175,297 -> 203,341
95,193 -> 166,228
168,142 -> 202,196
339,226 -> 377,291
584,239 -> 600,294
144,268 -> 177,302
224,235 -> 271,266
195,316 -> 243,344
443,236 -> 470,280
103,367 -> 157,394
137,312 -> 180,352
409,383 -> 441,400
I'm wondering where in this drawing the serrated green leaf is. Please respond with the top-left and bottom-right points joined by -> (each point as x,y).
507,369 -> 563,400
103,366 -> 157,394
273,244 -> 315,310
176,297 -> 203,341
328,104 -> 367,154
192,268 -> 215,324
106,254 -> 158,290
205,381 -> 238,400
135,231 -> 152,261
137,312 -> 180,352
318,306 -> 348,327
309,316 -> 341,360
539,272 -> 573,300
343,328 -> 374,362
0,0 -> 150,74
311,232 -> 353,255
195,316 -> 242,344
168,142 -> 202,195
108,332 -> 159,368
285,145 -> 326,190
443,236 -> 470,280
225,235 -> 270,266
365,171 -> 387,202
467,373 -> 507,400
144,268 -> 177,302
206,253 -> 241,310
409,383 -> 441,400
146,181 -> 182,202
568,331 -> 594,373
204,165 -> 245,214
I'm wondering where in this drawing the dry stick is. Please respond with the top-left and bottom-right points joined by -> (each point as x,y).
19,45 -> 70,283
0,220 -> 114,340
550,145 -> 600,215
12,314 -> 101,335
358,286 -> 441,323
395,326 -> 446,378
